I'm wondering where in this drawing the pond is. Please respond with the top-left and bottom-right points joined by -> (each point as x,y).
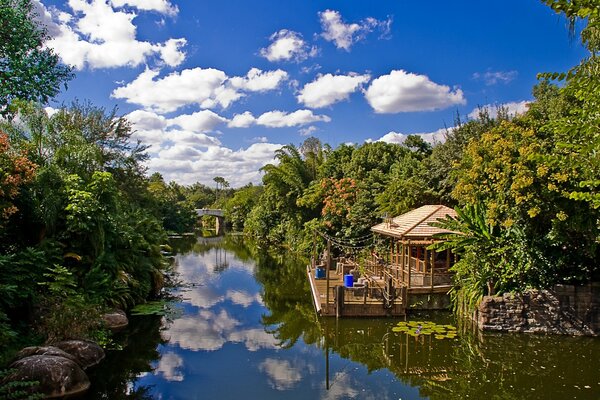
87,235 -> 600,399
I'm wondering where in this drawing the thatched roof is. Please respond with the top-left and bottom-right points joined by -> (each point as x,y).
371,205 -> 457,241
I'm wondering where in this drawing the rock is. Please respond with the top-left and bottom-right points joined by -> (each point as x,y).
54,340 -> 105,370
102,309 -> 129,331
14,346 -> 77,364
7,355 -> 90,398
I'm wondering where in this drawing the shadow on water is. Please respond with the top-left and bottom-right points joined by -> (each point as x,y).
86,235 -> 600,400
86,316 -> 166,399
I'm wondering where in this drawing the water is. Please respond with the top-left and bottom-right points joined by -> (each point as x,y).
88,235 -> 600,399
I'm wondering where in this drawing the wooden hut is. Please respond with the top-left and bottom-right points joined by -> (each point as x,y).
370,205 -> 457,292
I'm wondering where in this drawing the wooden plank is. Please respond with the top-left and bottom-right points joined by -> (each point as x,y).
306,266 -> 322,315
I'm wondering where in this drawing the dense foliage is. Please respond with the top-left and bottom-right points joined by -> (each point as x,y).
0,0 -> 73,116
0,102 -> 179,357
221,0 -> 600,312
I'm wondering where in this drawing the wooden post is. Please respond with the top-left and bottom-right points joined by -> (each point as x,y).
446,249 -> 451,270
326,239 -> 331,311
335,285 -> 344,318
407,242 -> 412,289
430,247 -> 435,290
400,242 -> 405,284
416,246 -> 421,272
387,277 -> 394,308
312,230 -> 317,269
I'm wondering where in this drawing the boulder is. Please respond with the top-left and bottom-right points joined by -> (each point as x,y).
14,346 -> 77,364
7,355 -> 90,398
53,340 -> 105,370
102,309 -> 129,331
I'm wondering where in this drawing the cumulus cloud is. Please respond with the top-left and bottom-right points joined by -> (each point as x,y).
228,111 -> 256,128
365,70 -> 465,113
110,0 -> 178,15
229,68 -> 289,92
468,101 -> 530,120
473,70 -> 518,86
155,352 -> 184,382
167,110 -> 228,132
257,110 -> 331,128
113,67 -> 288,113
145,142 -> 283,187
228,328 -> 280,351
35,0 -> 186,70
227,110 -> 330,129
165,310 -> 240,351
377,127 -> 454,146
299,126 -> 317,136
319,9 -> 392,51
260,30 -> 317,62
259,359 -> 303,391
225,290 -> 263,308
126,109 -> 224,148
297,73 -> 371,108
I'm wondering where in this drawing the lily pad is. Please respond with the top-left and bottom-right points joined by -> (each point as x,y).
394,320 -> 458,339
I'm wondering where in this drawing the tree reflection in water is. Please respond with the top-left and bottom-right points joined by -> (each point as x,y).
86,315 -> 166,399
252,244 -> 599,400
86,236 -> 600,400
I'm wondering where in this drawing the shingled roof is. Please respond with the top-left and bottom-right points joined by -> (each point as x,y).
371,205 -> 457,240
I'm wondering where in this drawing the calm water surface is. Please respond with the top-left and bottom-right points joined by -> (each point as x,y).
88,235 -> 600,399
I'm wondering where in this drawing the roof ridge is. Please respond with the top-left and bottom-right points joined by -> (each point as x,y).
401,205 -> 444,238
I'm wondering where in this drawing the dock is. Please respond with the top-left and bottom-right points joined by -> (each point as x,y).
307,263 -> 407,317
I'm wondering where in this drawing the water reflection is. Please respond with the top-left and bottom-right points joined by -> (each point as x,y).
87,235 -> 600,400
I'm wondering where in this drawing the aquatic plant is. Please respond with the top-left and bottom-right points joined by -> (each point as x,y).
391,321 -> 457,339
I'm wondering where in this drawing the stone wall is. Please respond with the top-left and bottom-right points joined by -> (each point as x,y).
475,282 -> 600,336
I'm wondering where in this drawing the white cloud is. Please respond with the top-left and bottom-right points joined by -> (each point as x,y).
113,67 -> 288,113
145,142 -> 283,187
468,101 -> 530,120
229,68 -> 288,92
126,109 -> 168,130
164,310 -> 240,351
126,109 -> 224,148
259,359 -> 302,391
227,110 -> 330,129
167,110 -> 228,132
365,70 -> 465,113
113,68 -> 227,113
297,73 -> 371,108
110,0 -> 178,15
155,352 -> 184,382
319,9 -> 392,51
260,30 -> 317,62
377,127 -> 454,146
228,328 -> 279,351
225,290 -> 262,308
299,126 -> 317,136
473,70 -> 518,86
44,106 -> 60,117
256,110 -> 331,128
228,112 -> 256,128
37,0 -> 186,70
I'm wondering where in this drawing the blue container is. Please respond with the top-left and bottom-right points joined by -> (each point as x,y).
344,274 -> 354,287
315,267 -> 326,279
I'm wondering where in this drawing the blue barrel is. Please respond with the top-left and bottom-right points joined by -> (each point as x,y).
315,267 -> 325,279
344,274 -> 354,287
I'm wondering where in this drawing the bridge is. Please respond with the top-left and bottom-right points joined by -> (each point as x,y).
195,208 -> 224,217
195,209 -> 225,235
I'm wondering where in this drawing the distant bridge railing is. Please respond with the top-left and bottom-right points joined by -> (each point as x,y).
195,208 -> 224,217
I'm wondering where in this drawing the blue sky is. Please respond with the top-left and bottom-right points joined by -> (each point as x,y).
35,0 -> 585,187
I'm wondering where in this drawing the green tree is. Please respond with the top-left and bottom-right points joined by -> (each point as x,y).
223,184 -> 263,231
0,0 -> 73,116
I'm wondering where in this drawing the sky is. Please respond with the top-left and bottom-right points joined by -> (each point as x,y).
33,0 -> 586,187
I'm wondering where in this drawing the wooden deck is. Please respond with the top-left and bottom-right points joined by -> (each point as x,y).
307,265 -> 407,317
